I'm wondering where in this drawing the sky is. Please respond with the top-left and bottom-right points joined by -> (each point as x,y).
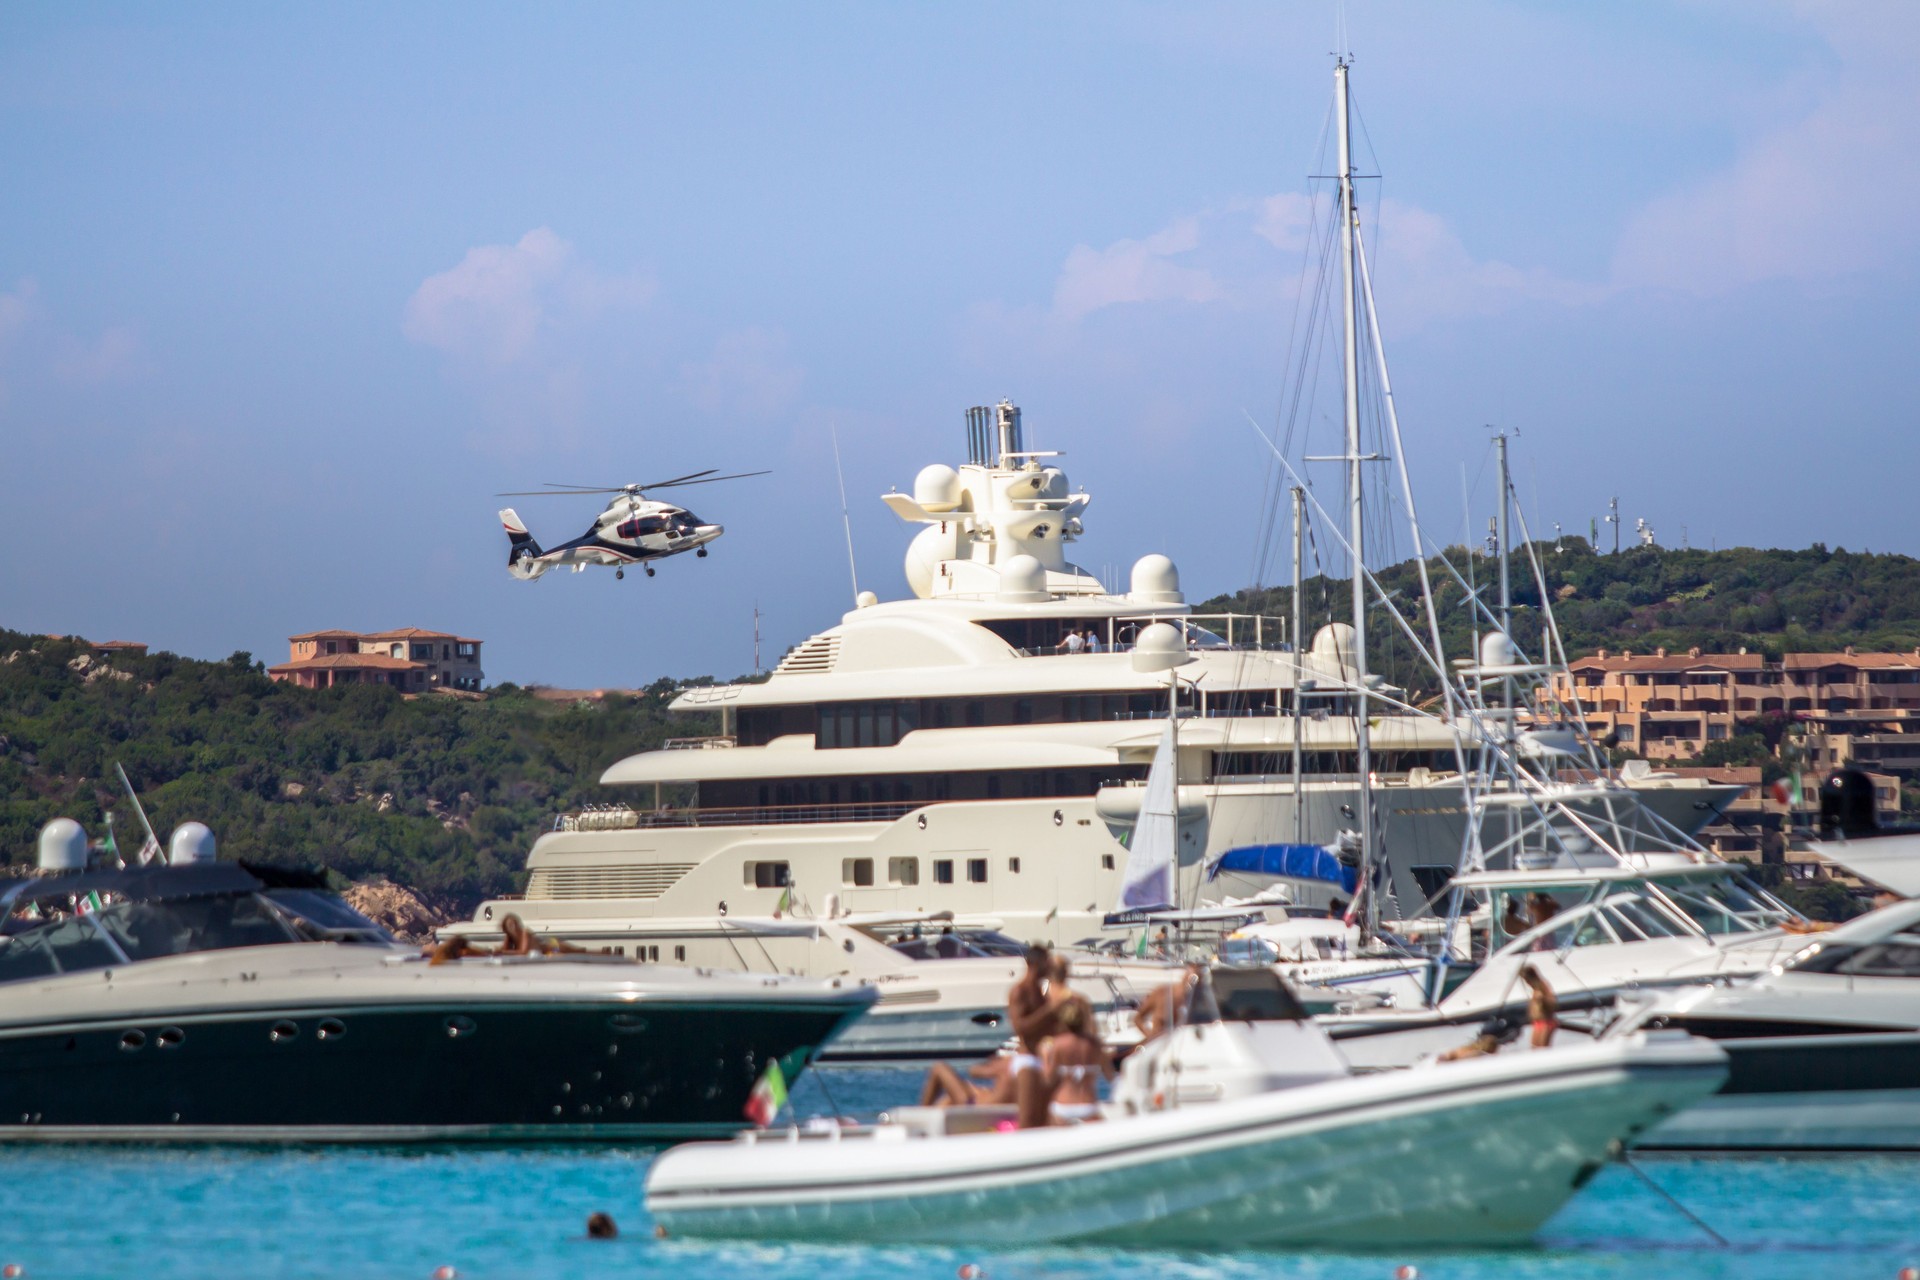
3,2 -> 1919,688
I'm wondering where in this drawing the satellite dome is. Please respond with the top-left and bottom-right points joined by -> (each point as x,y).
37,818 -> 86,872
855,590 -> 879,609
1129,555 -> 1183,605
997,554 -> 1049,603
903,523 -> 961,599
1130,621 -> 1194,673
1480,631 -> 1520,669
168,822 -> 217,866
1311,622 -> 1357,668
913,464 -> 962,513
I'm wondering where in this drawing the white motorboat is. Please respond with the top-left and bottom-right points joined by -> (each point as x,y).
0,831 -> 874,1142
645,966 -> 1727,1247
1607,896 -> 1920,1150
446,902 -> 1173,1061
1326,860 -> 1809,1069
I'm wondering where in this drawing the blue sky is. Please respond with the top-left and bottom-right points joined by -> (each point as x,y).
3,3 -> 1917,687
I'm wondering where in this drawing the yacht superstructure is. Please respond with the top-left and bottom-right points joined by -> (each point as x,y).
469,403 -> 1734,948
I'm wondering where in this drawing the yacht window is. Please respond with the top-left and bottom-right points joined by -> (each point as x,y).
1101,854 -> 1116,870
888,857 -> 919,886
1656,878 -> 1787,936
0,931 -> 58,983
1570,908 -> 1622,948
1008,857 -> 1021,874
745,861 -> 790,889
1598,905 -> 1648,942
842,858 -> 875,888
92,895 -> 294,962
264,890 -> 391,943
1834,936 -> 1920,978
958,929 -> 1026,957
1609,895 -> 1689,939
967,858 -> 988,884
674,945 -> 686,961
933,860 -> 954,885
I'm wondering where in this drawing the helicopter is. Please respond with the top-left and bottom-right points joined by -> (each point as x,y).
495,469 -> 769,581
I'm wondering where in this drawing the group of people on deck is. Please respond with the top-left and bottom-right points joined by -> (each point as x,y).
919,944 -> 1117,1126
1054,627 -> 1106,654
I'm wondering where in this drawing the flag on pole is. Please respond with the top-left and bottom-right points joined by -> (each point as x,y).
1769,774 -> 1803,808
743,1060 -> 788,1128
772,885 -> 792,919
1134,930 -> 1150,959
137,835 -> 162,865
75,891 -> 103,916
101,823 -> 125,869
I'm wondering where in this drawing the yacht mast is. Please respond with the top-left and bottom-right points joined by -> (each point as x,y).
1335,56 -> 1376,939
1290,485 -> 1306,845
1495,429 -> 1514,737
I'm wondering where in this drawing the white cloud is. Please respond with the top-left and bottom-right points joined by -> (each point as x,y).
403,228 -> 654,365
681,327 -> 805,421
1610,7 -> 1920,295
1052,216 -> 1224,321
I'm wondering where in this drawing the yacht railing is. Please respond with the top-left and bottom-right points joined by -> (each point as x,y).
555,800 -> 932,830
663,735 -> 737,750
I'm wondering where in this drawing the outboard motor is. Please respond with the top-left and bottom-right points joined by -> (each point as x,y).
1819,768 -> 1879,839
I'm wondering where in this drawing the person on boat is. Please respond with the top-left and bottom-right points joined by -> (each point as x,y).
1132,964 -> 1203,1044
1084,628 -> 1104,654
1042,999 -> 1112,1125
494,913 -> 588,957
426,934 -> 490,965
1326,897 -> 1348,922
1437,1013 -> 1522,1062
1521,964 -> 1558,1048
1009,943 -> 1061,1128
1056,628 -> 1085,655
918,1055 -> 1008,1108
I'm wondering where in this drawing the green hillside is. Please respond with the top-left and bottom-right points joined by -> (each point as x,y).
0,630 -> 716,906
1197,541 -> 1920,695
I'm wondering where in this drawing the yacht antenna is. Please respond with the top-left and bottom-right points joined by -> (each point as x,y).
1494,428 -> 1515,738
1334,55 -> 1376,942
829,420 -> 860,605
1290,485 -> 1306,845
753,603 -> 762,675
114,761 -> 163,865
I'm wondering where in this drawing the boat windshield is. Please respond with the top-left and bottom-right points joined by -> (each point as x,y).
0,889 -> 392,985
1650,876 -> 1794,936
1787,932 -> 1920,978
886,928 -> 1026,960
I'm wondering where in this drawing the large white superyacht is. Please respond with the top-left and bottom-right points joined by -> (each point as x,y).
467,402 -> 1736,949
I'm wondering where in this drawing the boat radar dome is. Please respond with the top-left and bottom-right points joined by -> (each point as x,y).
1479,631 -> 1521,669
1131,621 -> 1195,673
1311,622 -> 1357,668
168,822 -> 217,866
1128,555 -> 1183,605
912,464 -> 962,513
37,818 -> 87,872
997,554 -> 1049,603
855,590 -> 879,609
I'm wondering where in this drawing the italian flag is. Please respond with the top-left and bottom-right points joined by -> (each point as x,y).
76,890 -> 103,916
743,1060 -> 788,1128
772,886 -> 792,919
1770,774 -> 1803,807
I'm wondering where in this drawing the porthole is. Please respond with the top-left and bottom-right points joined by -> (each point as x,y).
119,1029 -> 146,1051
317,1018 -> 347,1040
916,814 -> 927,830
1053,810 -> 1063,826
156,1027 -> 185,1049
269,1020 -> 299,1043
608,1013 -> 649,1035
444,1015 -> 477,1039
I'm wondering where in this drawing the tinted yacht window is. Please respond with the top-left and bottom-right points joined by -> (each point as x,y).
94,895 -> 294,961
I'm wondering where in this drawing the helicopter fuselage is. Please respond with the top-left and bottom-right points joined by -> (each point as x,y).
499,495 -> 723,581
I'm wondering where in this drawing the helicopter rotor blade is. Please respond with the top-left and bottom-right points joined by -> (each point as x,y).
494,488 -> 628,497
633,469 -> 721,490
645,469 -> 773,490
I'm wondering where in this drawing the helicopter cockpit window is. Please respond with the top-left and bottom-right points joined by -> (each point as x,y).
676,509 -> 705,529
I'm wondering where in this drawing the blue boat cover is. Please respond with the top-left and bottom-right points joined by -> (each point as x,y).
1207,844 -> 1357,892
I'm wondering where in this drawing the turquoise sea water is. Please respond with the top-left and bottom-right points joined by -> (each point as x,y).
3,1068 -> 1915,1280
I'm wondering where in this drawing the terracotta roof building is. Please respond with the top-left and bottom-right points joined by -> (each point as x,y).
269,628 -> 484,692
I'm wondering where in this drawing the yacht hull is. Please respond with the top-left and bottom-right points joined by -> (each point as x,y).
0,1000 -> 861,1143
1635,1028 -> 1920,1151
646,1038 -> 1726,1247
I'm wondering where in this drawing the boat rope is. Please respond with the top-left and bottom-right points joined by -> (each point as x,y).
1618,1151 -> 1727,1246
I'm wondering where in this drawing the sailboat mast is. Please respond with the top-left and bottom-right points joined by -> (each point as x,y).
1495,430 -> 1515,736
1291,485 -> 1306,845
1335,57 -> 1376,938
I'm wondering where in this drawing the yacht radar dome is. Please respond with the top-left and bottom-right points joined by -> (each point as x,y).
1128,555 -> 1183,605
855,590 -> 879,609
1479,631 -> 1521,669
1131,621 -> 1195,673
997,554 -> 1049,603
912,465 -> 962,513
1311,622 -> 1357,668
36,818 -> 86,872
168,822 -> 217,866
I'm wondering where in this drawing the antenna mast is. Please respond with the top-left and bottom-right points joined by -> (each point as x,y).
1334,56 -> 1376,941
829,421 -> 860,605
1291,485 -> 1307,845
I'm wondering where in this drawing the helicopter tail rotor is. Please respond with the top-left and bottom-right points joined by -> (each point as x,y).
499,509 -> 547,580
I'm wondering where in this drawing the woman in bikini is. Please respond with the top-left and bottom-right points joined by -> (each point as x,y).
1520,964 -> 1558,1048
1042,998 -> 1113,1124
